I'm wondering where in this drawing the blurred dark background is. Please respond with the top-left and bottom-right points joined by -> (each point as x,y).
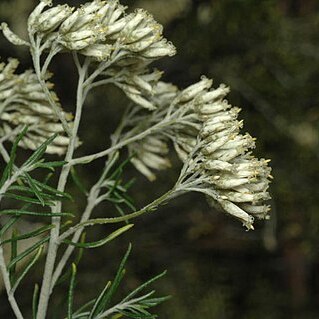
1,0 -> 319,318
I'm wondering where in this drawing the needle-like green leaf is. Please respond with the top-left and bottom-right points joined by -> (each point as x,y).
11,245 -> 43,293
63,224 -> 133,249
88,244 -> 132,318
7,236 -> 49,270
0,209 -> 74,217
68,263 -> 77,319
1,224 -> 54,245
32,283 -> 39,319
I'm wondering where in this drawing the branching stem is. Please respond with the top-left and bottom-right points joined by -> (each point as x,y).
36,53 -> 88,319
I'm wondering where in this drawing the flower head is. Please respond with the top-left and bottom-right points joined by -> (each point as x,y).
174,77 -> 272,229
0,58 -> 74,155
28,0 -> 176,63
129,136 -> 171,181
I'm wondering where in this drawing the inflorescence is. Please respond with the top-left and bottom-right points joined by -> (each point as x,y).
0,0 -> 272,229
0,58 -> 73,154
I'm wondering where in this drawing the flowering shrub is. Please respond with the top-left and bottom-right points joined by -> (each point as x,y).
0,0 -> 272,318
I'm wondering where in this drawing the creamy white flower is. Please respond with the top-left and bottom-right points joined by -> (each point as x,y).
163,77 -> 273,229
79,43 -> 113,61
0,23 -> 30,46
0,59 -> 74,155
118,9 -> 176,59
36,5 -> 74,32
28,0 -> 53,32
109,68 -> 163,109
129,136 -> 170,181
217,200 -> 255,230
178,76 -> 213,103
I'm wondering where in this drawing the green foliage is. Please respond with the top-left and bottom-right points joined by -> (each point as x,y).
71,244 -> 168,319
0,129 -> 166,318
63,224 -> 134,249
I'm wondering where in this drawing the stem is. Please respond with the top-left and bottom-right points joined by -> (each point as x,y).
0,126 -> 23,145
41,44 -> 61,77
30,35 -> 72,137
36,55 -> 88,319
0,246 -> 24,319
83,46 -> 123,88
95,293 -> 154,319
69,119 -> 176,166
58,187 -> 177,242
50,184 -> 100,290
50,110 -> 131,289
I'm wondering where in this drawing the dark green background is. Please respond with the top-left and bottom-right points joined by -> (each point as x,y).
1,0 -> 319,318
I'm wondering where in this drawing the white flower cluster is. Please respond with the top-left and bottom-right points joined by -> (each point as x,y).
108,66 -> 164,110
0,0 -> 272,229
177,77 -> 272,229
125,77 -> 272,229
28,0 -> 176,62
0,58 -> 73,154
129,136 -> 171,182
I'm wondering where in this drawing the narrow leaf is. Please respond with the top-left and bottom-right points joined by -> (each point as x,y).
0,126 -> 27,187
88,281 -> 111,319
24,173 -> 45,206
9,229 -> 18,284
63,224 -> 133,249
68,263 -> 77,319
1,192 -> 54,206
31,178 -> 72,200
121,271 -> 167,303
140,295 -> 171,307
89,244 -> 132,317
71,167 -> 88,195
32,284 -> 39,319
35,161 -> 67,170
0,216 -> 20,238
1,224 -> 54,245
24,134 -> 57,167
0,209 -> 74,217
8,236 -> 49,270
11,245 -> 43,293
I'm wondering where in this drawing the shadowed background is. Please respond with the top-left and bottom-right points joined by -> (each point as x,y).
1,0 -> 319,318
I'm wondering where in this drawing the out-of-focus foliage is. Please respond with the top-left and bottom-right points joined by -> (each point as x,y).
1,0 -> 319,318
134,0 -> 191,24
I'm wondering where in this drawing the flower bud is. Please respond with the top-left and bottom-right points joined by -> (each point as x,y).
28,0 -> 52,31
36,5 -> 73,32
0,23 -> 30,46
218,200 -> 254,230
80,43 -> 113,61
179,77 -> 212,103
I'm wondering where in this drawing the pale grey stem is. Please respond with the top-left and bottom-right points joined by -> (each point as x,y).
83,45 -> 123,88
41,44 -> 61,76
0,247 -> 24,319
30,35 -> 72,137
69,119 -> 176,166
0,126 -> 23,145
0,143 -> 10,162
50,184 -> 100,290
36,55 -> 88,319
50,111 -> 131,289
58,187 -> 177,242
87,78 -> 116,90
